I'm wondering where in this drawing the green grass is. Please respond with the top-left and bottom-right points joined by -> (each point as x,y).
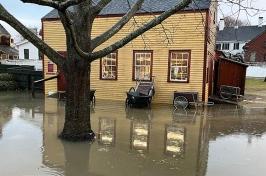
246,78 -> 266,90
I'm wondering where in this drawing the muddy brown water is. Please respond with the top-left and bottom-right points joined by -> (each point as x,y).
0,92 -> 266,176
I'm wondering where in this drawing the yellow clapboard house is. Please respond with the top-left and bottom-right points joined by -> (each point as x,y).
41,0 -> 217,104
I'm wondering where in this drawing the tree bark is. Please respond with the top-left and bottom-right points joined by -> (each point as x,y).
59,57 -> 94,141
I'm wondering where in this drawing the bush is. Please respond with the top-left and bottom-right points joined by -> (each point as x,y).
0,73 -> 15,81
0,81 -> 18,91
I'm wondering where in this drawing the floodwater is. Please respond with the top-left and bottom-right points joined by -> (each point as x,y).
0,92 -> 266,176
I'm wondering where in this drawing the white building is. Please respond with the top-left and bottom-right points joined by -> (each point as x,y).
216,17 -> 265,56
7,28 -> 43,71
15,40 -> 39,60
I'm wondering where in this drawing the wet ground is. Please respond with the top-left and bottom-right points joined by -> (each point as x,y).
0,92 -> 266,176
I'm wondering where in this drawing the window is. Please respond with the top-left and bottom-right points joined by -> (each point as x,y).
100,52 -> 118,80
233,43 -> 239,50
216,44 -> 221,50
47,61 -> 54,73
133,51 -> 152,81
1,54 -> 7,60
168,50 -> 190,82
24,49 -> 29,59
250,52 -> 256,62
222,43 -> 230,50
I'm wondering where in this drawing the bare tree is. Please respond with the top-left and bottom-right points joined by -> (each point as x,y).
224,16 -> 249,27
0,0 -> 194,141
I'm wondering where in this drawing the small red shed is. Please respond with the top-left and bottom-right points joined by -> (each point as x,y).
212,51 -> 248,97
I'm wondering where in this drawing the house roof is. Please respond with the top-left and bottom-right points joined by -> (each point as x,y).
42,0 -> 211,19
244,29 -> 266,48
217,25 -> 266,42
216,50 -> 249,67
0,45 -> 18,56
15,40 -> 29,46
0,23 -> 10,36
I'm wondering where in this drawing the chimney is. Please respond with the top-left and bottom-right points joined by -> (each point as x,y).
219,19 -> 225,31
258,17 -> 263,27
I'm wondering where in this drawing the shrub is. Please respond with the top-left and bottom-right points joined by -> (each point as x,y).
0,73 -> 15,81
0,81 -> 18,91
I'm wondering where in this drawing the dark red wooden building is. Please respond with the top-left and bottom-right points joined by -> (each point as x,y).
244,31 -> 266,63
210,51 -> 248,97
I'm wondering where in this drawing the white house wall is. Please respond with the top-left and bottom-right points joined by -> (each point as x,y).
216,41 -> 246,56
18,42 -> 39,60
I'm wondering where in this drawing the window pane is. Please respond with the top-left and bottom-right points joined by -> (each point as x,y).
101,52 -> 117,79
24,49 -> 29,59
169,51 -> 189,82
134,51 -> 152,80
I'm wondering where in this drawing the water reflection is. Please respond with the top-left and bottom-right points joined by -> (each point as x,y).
130,120 -> 150,152
1,93 -> 266,176
63,141 -> 91,176
98,118 -> 116,146
164,124 -> 185,157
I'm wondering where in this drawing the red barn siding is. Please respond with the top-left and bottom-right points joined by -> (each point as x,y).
216,59 -> 247,95
244,32 -> 266,63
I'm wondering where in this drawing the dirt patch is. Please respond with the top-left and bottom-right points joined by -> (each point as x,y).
242,90 -> 266,108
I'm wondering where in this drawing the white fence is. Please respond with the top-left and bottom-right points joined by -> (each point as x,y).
246,64 -> 266,78
0,59 -> 42,71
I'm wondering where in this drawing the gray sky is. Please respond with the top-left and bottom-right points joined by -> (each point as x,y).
1,0 -> 266,39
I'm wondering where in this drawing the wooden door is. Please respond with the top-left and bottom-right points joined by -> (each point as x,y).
57,71 -> 66,91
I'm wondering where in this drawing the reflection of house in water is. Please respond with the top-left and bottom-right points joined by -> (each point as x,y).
208,106 -> 266,141
130,121 -> 150,152
0,103 -> 12,138
98,118 -> 116,146
0,116 -> 11,138
164,125 -> 185,157
42,98 -> 65,172
0,93 -> 44,138
42,101 -> 210,176
126,108 -> 152,152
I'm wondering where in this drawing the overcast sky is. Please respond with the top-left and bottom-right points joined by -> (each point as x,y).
1,0 -> 266,39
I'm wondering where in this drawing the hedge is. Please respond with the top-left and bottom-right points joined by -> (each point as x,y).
0,73 -> 15,81
0,81 -> 18,91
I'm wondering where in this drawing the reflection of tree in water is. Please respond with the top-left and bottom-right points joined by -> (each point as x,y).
62,141 -> 91,176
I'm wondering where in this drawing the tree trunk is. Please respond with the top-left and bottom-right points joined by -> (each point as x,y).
59,56 -> 95,141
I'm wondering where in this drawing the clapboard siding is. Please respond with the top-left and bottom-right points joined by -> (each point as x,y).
43,11 -> 210,104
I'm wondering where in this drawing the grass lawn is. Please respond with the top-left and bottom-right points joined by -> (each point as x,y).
245,78 -> 266,91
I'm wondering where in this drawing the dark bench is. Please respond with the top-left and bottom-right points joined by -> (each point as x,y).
220,85 -> 243,101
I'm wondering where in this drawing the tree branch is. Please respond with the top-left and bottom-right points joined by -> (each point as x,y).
0,4 -> 65,67
91,0 -> 112,16
91,0 -> 192,60
21,0 -> 86,10
91,0 -> 144,50
21,0 -> 59,9
58,10 -> 91,59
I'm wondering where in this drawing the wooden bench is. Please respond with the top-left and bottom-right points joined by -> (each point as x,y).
220,85 -> 243,102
